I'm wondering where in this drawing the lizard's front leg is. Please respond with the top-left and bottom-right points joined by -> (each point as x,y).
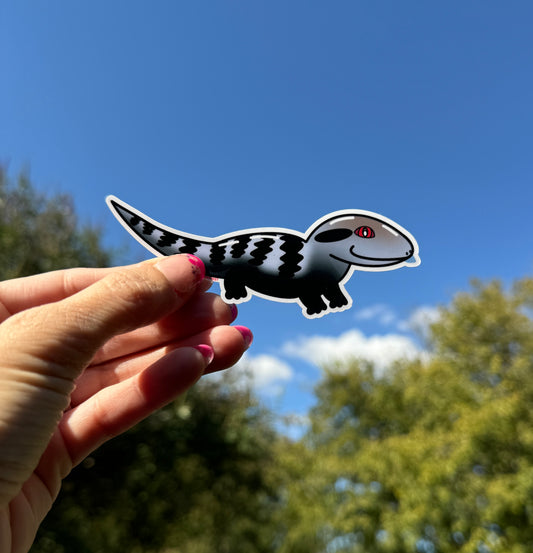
323,283 -> 350,309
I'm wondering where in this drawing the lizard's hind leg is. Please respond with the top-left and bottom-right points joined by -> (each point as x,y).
299,293 -> 328,317
221,276 -> 249,302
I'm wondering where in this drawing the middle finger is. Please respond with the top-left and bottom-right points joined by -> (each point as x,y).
90,291 -> 238,365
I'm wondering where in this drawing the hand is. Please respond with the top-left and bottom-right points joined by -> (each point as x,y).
0,255 -> 251,553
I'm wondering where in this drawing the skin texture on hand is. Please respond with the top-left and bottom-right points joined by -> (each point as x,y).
0,255 -> 251,553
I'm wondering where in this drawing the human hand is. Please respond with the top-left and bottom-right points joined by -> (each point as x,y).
0,255 -> 252,553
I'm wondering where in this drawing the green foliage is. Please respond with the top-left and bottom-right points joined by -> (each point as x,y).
280,279 -> 533,553
0,166 -> 113,278
31,372 -> 282,553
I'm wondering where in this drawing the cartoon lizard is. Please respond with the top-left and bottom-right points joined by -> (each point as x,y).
107,196 -> 420,318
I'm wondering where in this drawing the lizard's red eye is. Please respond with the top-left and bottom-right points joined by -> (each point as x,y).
354,226 -> 375,238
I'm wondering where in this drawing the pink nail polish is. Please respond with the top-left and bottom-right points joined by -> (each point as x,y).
155,255 -> 204,295
234,325 -> 253,349
193,344 -> 214,364
186,254 -> 206,281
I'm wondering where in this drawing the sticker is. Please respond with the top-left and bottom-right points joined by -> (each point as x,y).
107,196 -> 420,318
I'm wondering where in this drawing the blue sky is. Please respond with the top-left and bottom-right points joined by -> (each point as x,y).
2,2 -> 532,428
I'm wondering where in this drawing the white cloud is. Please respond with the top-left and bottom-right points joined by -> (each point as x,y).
353,304 -> 441,340
398,305 -> 441,337
354,303 -> 397,326
282,328 -> 422,375
229,353 -> 294,397
244,353 -> 293,387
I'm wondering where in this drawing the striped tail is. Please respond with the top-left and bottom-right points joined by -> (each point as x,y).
106,195 -> 212,258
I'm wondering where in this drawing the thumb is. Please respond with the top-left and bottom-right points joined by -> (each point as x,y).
1,254 -> 205,384
0,255 -> 205,505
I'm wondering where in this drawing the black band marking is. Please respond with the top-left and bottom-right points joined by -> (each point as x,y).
157,232 -> 178,248
178,238 -> 202,255
210,243 -> 227,265
248,237 -> 275,267
279,235 -> 304,278
231,236 -> 250,258
142,221 -> 156,235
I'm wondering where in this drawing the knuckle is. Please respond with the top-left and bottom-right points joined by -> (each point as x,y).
105,269 -> 161,305
97,266 -> 176,328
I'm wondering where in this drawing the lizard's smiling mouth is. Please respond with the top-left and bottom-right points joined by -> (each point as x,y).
330,247 -> 412,266
350,245 -> 411,262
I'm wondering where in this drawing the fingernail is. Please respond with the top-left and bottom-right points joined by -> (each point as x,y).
193,344 -> 215,365
154,255 -> 205,292
186,254 -> 206,281
229,303 -> 238,322
234,325 -> 253,349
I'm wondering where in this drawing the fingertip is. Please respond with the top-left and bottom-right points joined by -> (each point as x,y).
154,254 -> 205,293
177,325 -> 254,377
198,277 -> 213,294
185,255 -> 206,280
192,344 -> 215,365
229,303 -> 238,322
233,325 -> 253,349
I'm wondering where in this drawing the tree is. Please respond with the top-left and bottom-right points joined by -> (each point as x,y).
279,279 -> 533,553
31,372 -> 282,553
0,166 -> 113,278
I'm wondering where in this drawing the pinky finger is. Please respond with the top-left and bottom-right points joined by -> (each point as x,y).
59,345 -> 213,466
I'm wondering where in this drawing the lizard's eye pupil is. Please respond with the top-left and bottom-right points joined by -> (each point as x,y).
354,226 -> 375,238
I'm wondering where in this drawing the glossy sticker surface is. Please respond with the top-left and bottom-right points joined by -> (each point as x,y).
107,196 -> 420,318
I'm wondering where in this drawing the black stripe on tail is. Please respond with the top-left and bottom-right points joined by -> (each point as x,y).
110,199 -> 203,256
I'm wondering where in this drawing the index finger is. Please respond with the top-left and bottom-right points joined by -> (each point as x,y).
0,260 -> 213,321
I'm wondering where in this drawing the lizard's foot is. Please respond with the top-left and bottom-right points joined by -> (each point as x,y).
327,295 -> 349,309
323,285 -> 350,309
300,295 -> 328,317
222,280 -> 248,301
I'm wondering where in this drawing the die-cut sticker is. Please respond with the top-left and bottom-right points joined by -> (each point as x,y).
107,196 -> 420,318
